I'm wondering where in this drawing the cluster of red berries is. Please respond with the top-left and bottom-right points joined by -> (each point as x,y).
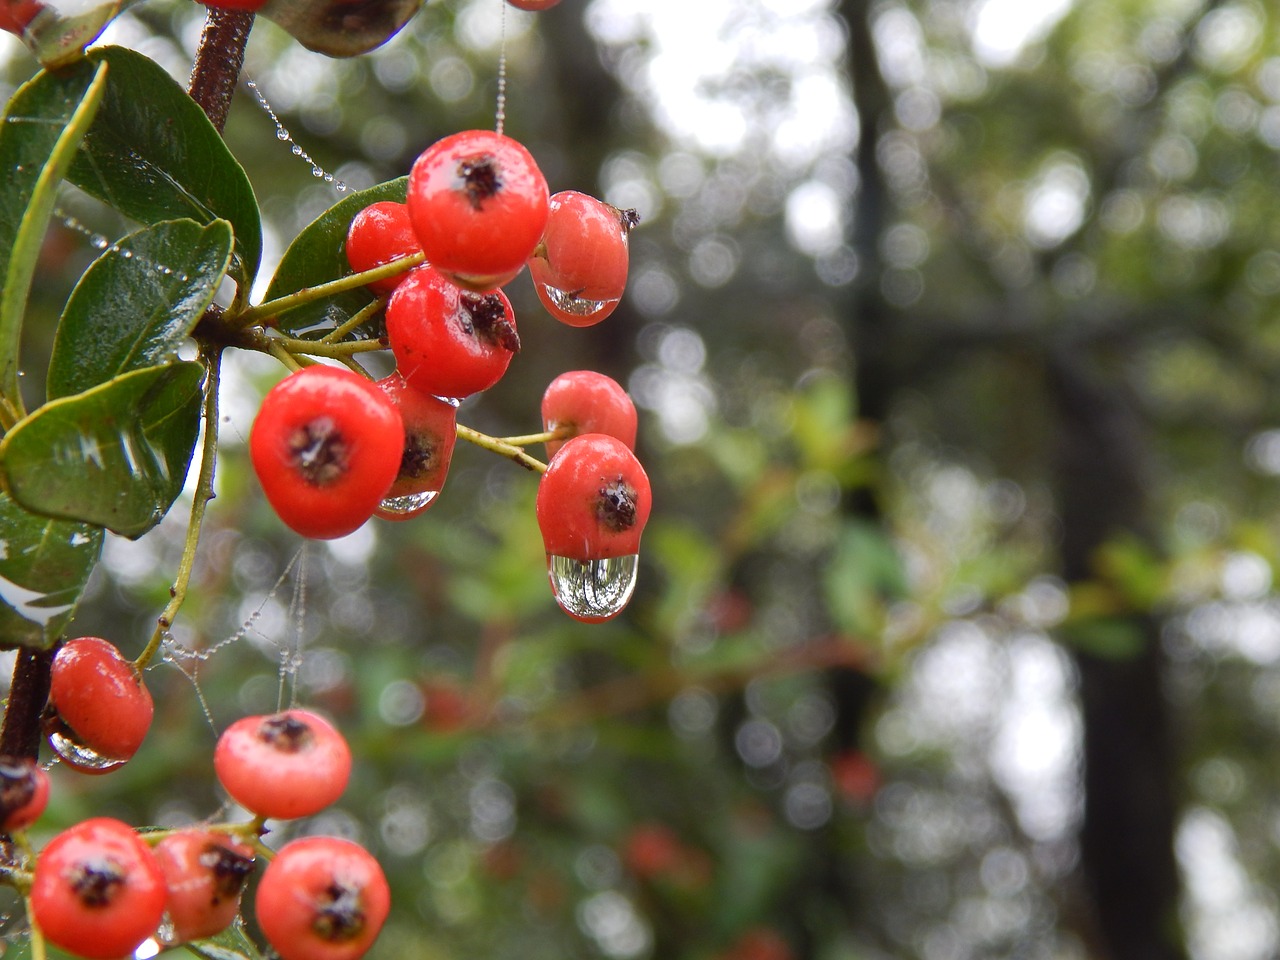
251,127 -> 652,622
18,637 -> 387,960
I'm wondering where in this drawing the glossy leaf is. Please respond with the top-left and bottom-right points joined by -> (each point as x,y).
47,218 -> 233,399
182,922 -> 268,960
263,176 -> 407,335
260,0 -> 422,57
0,361 -> 205,539
0,492 -> 103,651
66,46 -> 262,288
0,58 -> 107,425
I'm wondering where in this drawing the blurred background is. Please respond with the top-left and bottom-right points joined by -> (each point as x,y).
5,0 -> 1280,957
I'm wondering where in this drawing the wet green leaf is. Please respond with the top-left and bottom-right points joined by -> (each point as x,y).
66,46 -> 262,289
263,177 -> 407,335
181,921 -> 268,960
0,57 -> 107,424
0,492 -> 103,651
260,0 -> 422,57
48,218 -> 232,399
0,361 -> 205,539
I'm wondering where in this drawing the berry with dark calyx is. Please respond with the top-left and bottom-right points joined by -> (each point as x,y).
255,836 -> 390,960
46,636 -> 153,773
250,365 -> 405,540
154,829 -> 256,945
344,200 -> 423,295
528,191 -> 636,327
30,817 -> 167,960
536,434 -> 652,622
214,708 -> 352,821
386,266 -> 520,400
374,373 -> 458,520
0,756 -> 48,832
541,370 -> 637,460
407,129 -> 549,291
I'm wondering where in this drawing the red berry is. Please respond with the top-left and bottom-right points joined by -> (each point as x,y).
30,817 -> 167,960
374,374 -> 458,520
47,637 -> 153,772
506,0 -> 560,9
622,823 -> 682,879
528,191 -> 636,327
541,370 -> 637,460
407,129 -> 549,291
255,836 -> 390,960
536,434 -> 651,562
344,201 -> 423,295
250,365 -> 404,540
0,756 -> 49,832
0,0 -> 41,34
213,709 -> 352,821
153,830 -> 255,944
386,266 -> 520,400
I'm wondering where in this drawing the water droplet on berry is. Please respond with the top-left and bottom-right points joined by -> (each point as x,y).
540,284 -> 617,319
377,490 -> 439,517
47,722 -> 127,774
546,554 -> 639,621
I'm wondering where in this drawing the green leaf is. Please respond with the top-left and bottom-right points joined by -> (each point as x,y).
48,218 -> 233,399
66,46 -> 262,289
22,0 -> 137,69
179,921 -> 267,960
1059,616 -> 1147,660
263,177 -> 407,335
0,492 -> 103,650
0,361 -> 205,538
260,0 -> 422,57
0,58 -> 107,424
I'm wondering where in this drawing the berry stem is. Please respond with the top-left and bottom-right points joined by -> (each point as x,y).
135,348 -> 224,672
232,253 -> 425,329
496,427 -> 571,447
455,423 -> 548,473
320,297 -> 387,343
273,336 -> 385,359
24,898 -> 45,960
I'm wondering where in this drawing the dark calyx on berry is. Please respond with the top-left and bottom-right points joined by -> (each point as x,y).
259,714 -> 314,752
0,758 -> 37,819
460,293 -> 521,353
596,478 -> 638,532
70,859 -> 126,907
200,843 -> 256,902
456,153 -> 502,211
401,433 -> 439,479
619,207 -> 641,232
289,418 -> 349,486
314,881 -> 367,941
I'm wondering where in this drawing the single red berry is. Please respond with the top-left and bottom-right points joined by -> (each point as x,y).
386,266 -> 520,400
528,191 -> 636,327
214,708 -> 352,821
541,370 -> 637,460
407,129 -> 549,291
154,830 -> 255,945
537,434 -> 652,562
30,817 -> 167,960
344,201 -> 423,295
0,0 -> 42,34
46,637 -> 153,773
374,373 -> 458,520
0,756 -> 49,832
255,836 -> 390,960
250,365 -> 405,540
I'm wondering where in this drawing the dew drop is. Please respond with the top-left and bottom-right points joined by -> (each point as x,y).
376,490 -> 439,520
47,720 -> 127,774
541,284 -> 617,318
276,128 -> 291,141
291,143 -> 304,156
546,554 -> 639,621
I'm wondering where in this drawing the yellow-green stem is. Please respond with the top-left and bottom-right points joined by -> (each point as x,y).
496,427 -> 571,447
456,423 -> 548,473
135,348 -> 224,672
232,253 -> 424,328
274,336 -> 384,359
321,297 -> 387,343
26,898 -> 45,960
268,340 -> 307,372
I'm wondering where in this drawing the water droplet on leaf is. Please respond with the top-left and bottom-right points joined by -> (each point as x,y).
546,554 -> 639,622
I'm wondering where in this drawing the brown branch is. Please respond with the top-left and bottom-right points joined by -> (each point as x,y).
187,7 -> 255,132
0,647 -> 54,760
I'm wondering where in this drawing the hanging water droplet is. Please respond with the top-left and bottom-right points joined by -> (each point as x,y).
291,143 -> 304,156
335,182 -> 349,193
541,284 -> 616,318
377,490 -> 439,518
89,234 -> 110,251
46,720 -> 127,774
546,554 -> 639,622
276,128 -> 291,141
